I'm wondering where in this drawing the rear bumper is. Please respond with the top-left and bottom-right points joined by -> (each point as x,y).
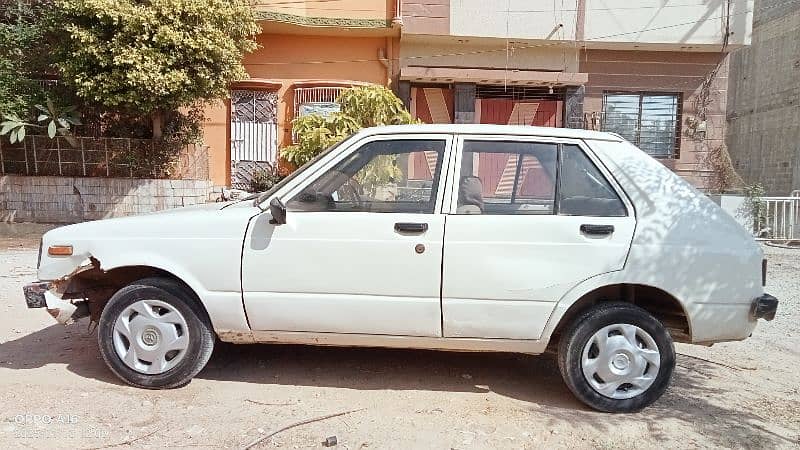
751,293 -> 778,321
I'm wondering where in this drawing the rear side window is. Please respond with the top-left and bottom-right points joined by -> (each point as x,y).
456,141 -> 558,215
558,145 -> 627,217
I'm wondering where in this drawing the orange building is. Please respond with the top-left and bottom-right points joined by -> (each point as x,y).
202,0 -> 401,187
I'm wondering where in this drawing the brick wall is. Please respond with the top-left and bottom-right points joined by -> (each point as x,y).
0,176 -> 214,223
726,1 -> 800,196
581,50 -> 729,190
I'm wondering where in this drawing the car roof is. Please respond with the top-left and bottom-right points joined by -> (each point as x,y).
359,124 -> 624,142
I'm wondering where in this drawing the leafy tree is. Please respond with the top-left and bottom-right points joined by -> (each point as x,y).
55,0 -> 260,139
283,85 -> 416,166
0,0 -> 50,117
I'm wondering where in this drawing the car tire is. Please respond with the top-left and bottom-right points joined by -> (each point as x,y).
97,277 -> 215,389
557,302 -> 676,413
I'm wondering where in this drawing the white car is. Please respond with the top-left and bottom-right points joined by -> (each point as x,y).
24,124 -> 777,412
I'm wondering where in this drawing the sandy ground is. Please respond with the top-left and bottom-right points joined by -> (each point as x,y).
0,224 -> 798,449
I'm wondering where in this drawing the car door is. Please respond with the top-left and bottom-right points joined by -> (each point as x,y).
242,134 -> 453,337
441,136 -> 636,340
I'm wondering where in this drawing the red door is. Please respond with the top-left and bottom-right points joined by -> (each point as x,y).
471,98 -> 562,199
476,98 -> 562,127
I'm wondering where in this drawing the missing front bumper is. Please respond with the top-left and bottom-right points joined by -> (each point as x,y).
751,293 -> 779,321
23,281 -> 88,324
23,281 -> 50,308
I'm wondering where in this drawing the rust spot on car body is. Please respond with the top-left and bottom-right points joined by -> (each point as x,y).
216,330 -> 256,344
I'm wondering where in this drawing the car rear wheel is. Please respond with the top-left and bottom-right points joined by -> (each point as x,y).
97,277 -> 214,389
557,302 -> 675,412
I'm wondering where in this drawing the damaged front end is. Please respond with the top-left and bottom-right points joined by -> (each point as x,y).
26,254 -> 160,326
23,280 -> 90,324
23,258 -> 105,325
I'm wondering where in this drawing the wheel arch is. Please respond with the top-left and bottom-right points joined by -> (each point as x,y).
543,282 -> 692,351
64,263 -> 213,328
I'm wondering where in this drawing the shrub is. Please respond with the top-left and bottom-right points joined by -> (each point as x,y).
282,85 -> 416,167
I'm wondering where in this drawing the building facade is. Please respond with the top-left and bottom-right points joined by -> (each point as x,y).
727,0 -> 800,195
202,0 -> 401,187
399,0 -> 753,189
203,1 -> 755,190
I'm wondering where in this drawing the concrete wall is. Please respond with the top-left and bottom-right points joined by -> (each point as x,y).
581,49 -> 729,189
404,0 -> 753,49
450,0 -> 579,41
726,0 -> 800,195
0,176 -> 213,223
583,0 -> 752,48
399,36 -> 580,73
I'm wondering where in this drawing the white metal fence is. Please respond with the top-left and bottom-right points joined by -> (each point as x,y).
755,191 -> 800,241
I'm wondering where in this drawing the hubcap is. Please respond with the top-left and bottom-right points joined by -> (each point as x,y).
112,300 -> 189,375
581,324 -> 661,399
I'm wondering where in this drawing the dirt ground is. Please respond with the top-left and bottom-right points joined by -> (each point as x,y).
0,224 -> 798,449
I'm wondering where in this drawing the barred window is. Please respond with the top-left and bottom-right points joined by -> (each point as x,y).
602,92 -> 681,158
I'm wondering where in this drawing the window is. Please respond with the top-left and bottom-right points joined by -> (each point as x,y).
455,141 -> 557,215
287,139 -> 446,214
558,145 -> 627,217
293,87 -> 345,118
602,92 -> 680,158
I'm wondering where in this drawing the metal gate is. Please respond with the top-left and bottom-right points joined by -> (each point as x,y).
230,89 -> 278,189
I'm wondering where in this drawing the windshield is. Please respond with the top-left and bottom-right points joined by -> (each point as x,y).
253,137 -> 351,207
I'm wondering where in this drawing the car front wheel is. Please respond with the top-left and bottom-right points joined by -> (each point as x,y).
97,277 -> 215,389
557,302 -> 676,412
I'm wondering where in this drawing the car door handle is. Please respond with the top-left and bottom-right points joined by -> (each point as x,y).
580,224 -> 615,236
394,222 -> 428,233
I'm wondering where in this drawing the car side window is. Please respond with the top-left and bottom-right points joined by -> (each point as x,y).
287,139 -> 446,214
558,144 -> 627,217
455,140 -> 557,215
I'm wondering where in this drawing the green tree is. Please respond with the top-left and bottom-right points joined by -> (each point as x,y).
283,85 -> 416,166
0,0 -> 49,117
55,0 -> 260,139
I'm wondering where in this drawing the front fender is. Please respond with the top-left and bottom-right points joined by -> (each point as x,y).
90,250 -> 250,333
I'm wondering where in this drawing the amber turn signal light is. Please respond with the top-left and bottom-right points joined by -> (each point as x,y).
48,245 -> 73,256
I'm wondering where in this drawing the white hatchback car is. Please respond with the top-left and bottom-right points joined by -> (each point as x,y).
24,124 -> 777,412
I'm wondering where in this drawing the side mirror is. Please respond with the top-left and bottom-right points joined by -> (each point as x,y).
269,197 -> 287,225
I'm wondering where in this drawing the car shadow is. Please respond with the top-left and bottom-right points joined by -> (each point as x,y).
0,320 -> 124,386
1,323 -> 795,447
200,341 -> 581,406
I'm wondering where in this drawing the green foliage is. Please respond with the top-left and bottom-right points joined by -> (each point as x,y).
283,114 -> 360,166
96,108 -> 204,144
249,164 -> 286,193
0,0 -> 50,117
335,85 -> 415,128
354,154 -> 403,197
54,0 -> 260,137
36,99 -> 82,138
282,85 -> 417,167
740,183 -> 768,236
1,99 -> 81,144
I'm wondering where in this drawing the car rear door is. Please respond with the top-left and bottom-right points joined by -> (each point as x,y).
441,135 -> 636,340
241,134 -> 453,337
